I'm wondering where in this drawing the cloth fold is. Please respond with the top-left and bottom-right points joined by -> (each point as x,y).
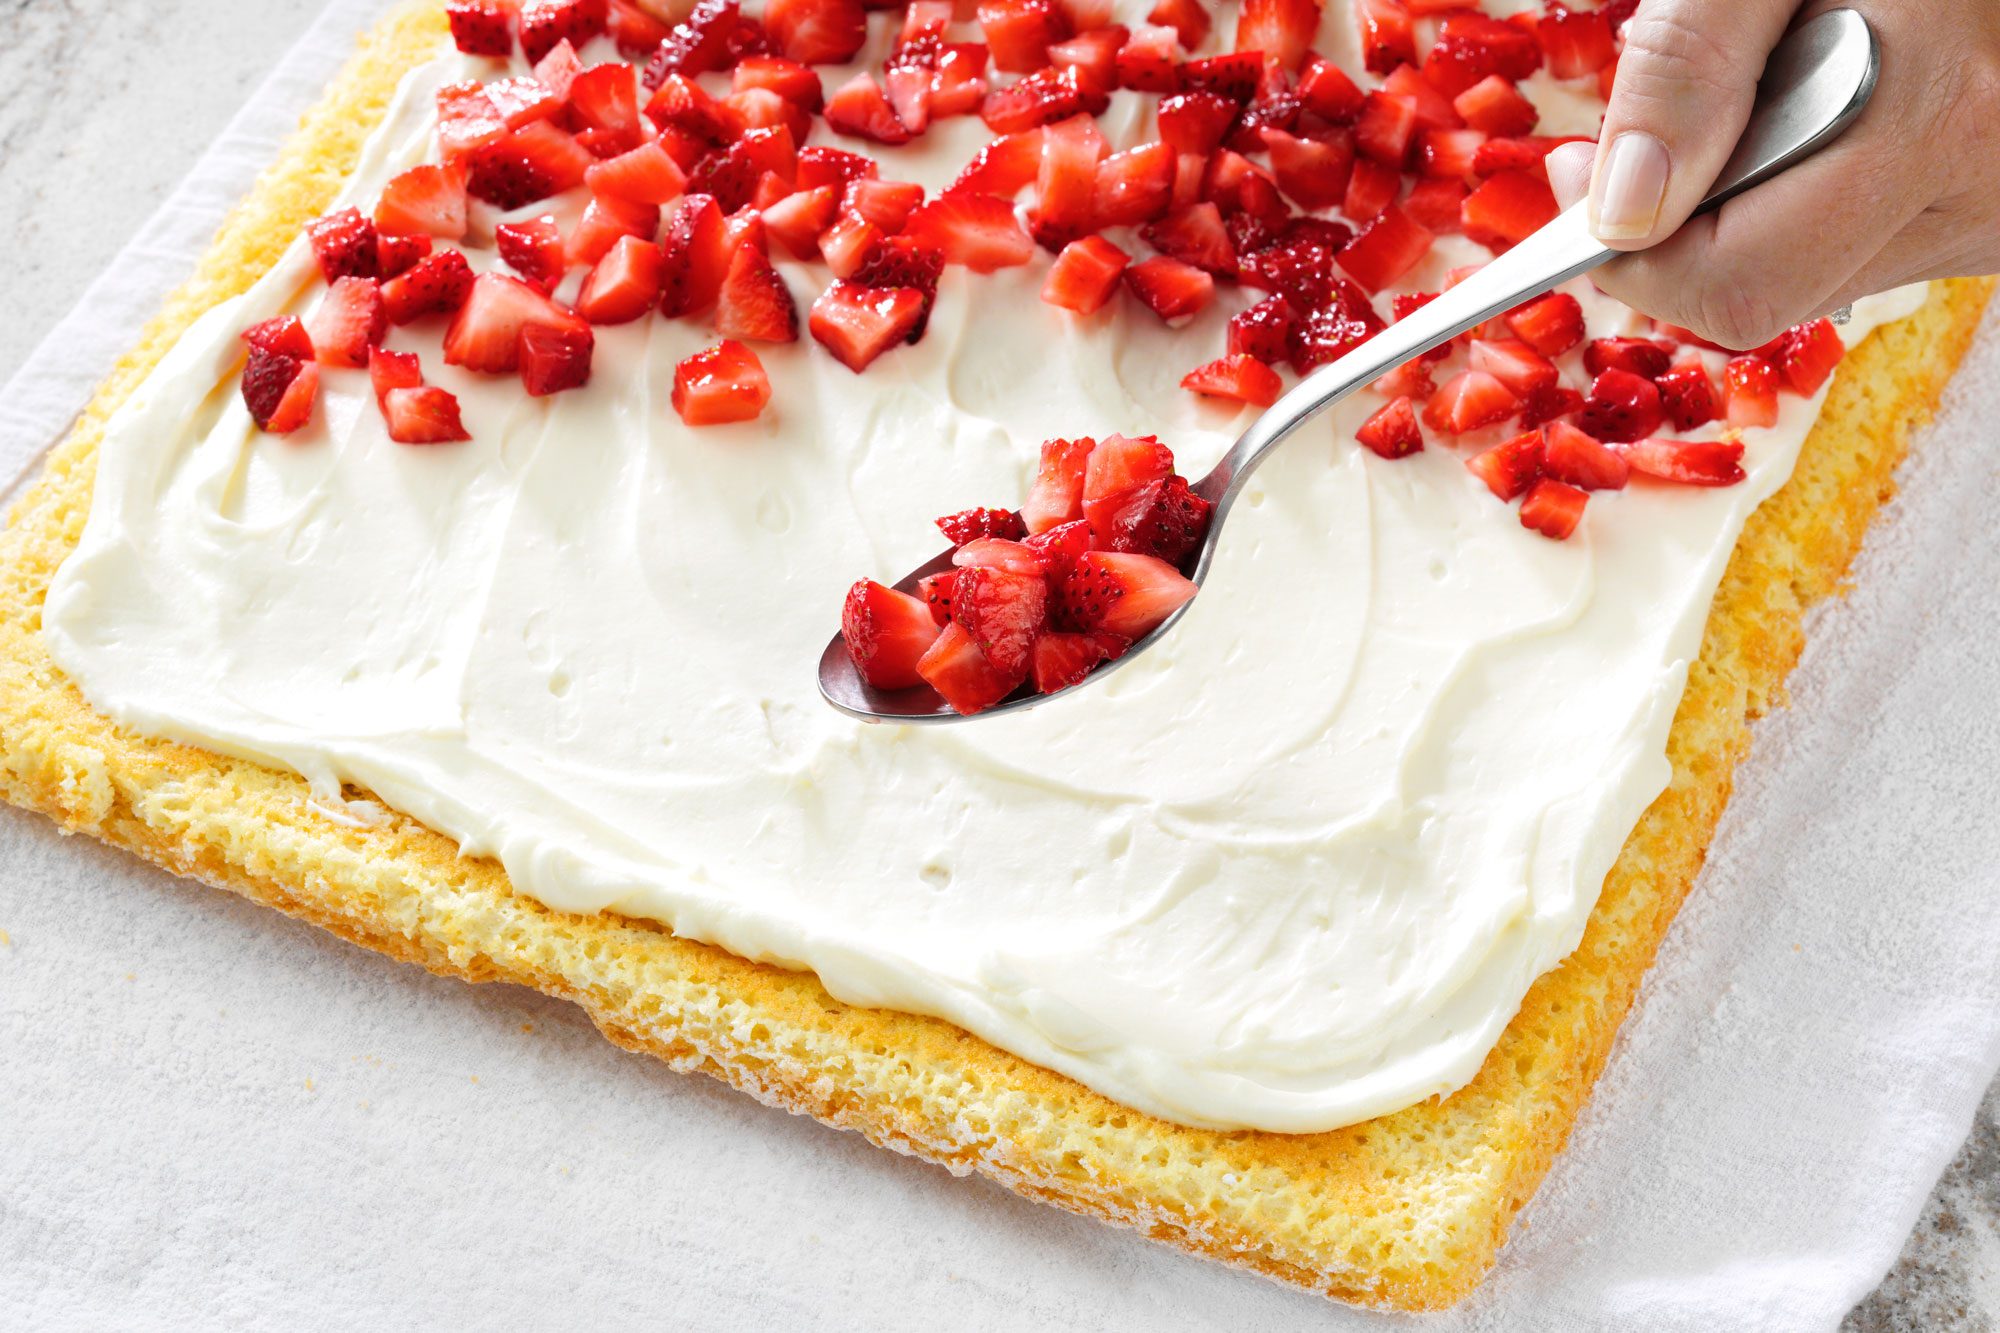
2,3 -> 1996,1327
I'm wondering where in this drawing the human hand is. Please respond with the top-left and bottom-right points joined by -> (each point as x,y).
1543,0 -> 2000,349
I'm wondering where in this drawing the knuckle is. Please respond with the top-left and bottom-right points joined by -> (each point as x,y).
1689,281 -> 1790,352
1614,4 -> 1752,106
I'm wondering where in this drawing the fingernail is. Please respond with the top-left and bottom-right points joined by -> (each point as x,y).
1591,132 -> 1670,241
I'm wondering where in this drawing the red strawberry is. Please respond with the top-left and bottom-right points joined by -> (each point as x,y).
1081,434 -> 1174,526
374,164 -> 469,241
950,130 -> 1044,198
1577,367 -> 1665,442
762,185 -> 838,260
937,508 -> 1029,545
1585,336 -> 1674,379
1655,360 -> 1719,431
659,194 -> 730,317
305,277 -> 385,369
1402,177 -> 1467,233
1022,517 -> 1093,570
1519,477 -> 1586,539
1340,156 -> 1399,223
844,579 -> 946,690
1336,206 -> 1433,293
306,208 -> 378,281
1183,354 -> 1282,407
567,193 -> 660,267
1298,56 -> 1364,122
1471,134 -> 1579,178
1028,115 -> 1103,248
496,215 -> 567,291
825,73 -> 913,145
534,39 -> 584,97
241,348 -> 318,434
374,232 -> 432,280
381,386 -> 472,445
444,272 -> 577,374
1148,0 -> 1210,47
951,566 -> 1049,676
1540,420 -> 1628,490
1054,551 -> 1197,638
1158,92 -> 1240,156
1091,142 -> 1176,228
1029,631 -> 1123,694
466,121 -> 594,208
929,41 -> 993,118
382,249 -> 475,324
809,282 -> 926,371
1518,382 -> 1585,429
1022,436 -> 1096,533
519,0 -> 607,65
1236,0 -> 1321,70
1098,474 -> 1215,565
584,140 -> 689,207
1228,295 -> 1296,363
1461,169 -> 1558,251
916,623 -> 1025,713
436,82 -> 510,162
1423,369 -> 1520,435
1287,298 -> 1382,374
715,245 -> 799,342
851,240 -> 945,336
448,0 -> 518,56
1453,74 -> 1537,137
1114,23 -> 1182,94
1262,128 -> 1354,211
979,0 -> 1070,73
643,74 -> 737,145
1618,437 -> 1746,486
981,65 -> 1101,135
733,55 -> 824,110
843,177 -> 926,232
1047,28 -> 1126,91
1353,90 -> 1418,165
1723,355 -> 1780,428
672,338 -> 772,425
1772,318 -> 1844,395
1507,291 -> 1585,357
953,538 -> 1047,575
520,320 -> 595,396
568,62 -> 643,145
241,316 -> 314,360
818,213 -> 884,278
1041,234 -> 1129,313
607,0 -> 670,56
764,0 -> 864,64
1357,396 -> 1423,458
576,234 -> 667,324
1372,356 -> 1435,401
641,0 -> 741,83
1466,429 -> 1543,499
367,346 -> 423,402
917,569 -> 962,625
798,145 -> 879,193
1357,0 -> 1415,74
1124,256 -> 1214,323
1537,4 -> 1615,78
902,193 -> 1034,271
1468,337 -> 1558,397
483,74 -> 563,130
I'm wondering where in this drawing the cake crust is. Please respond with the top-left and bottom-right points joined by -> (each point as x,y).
0,3 -> 1991,1309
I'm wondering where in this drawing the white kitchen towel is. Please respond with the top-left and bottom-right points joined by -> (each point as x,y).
2,4 -> 1997,1329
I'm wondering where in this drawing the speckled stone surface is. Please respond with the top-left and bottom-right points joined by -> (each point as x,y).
1,2 -> 1994,1326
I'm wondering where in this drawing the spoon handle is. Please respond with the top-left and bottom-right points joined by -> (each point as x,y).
1189,7 -> 1879,535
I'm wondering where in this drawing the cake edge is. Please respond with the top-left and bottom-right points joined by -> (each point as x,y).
0,1 -> 1993,1310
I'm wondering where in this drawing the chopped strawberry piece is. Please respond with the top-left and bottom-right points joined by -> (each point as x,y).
763,0 -> 864,65
519,320 -> 595,396
567,61 -> 643,143
1357,395 -> 1424,458
1288,296 -> 1382,373
1054,551 -> 1197,638
1577,367 -> 1665,442
1353,90 -> 1418,165
825,72 -> 913,145
954,538 -> 1047,575
712,245 -> 798,342
484,74 -> 564,131
1158,93 -> 1239,157
1396,177 -> 1463,233
641,0 -> 743,84
917,569 -> 961,625
817,213 -> 884,278
242,347 -> 317,434
1506,291 -> 1585,357
375,232 -> 433,280
732,55 -> 824,112
981,64 -> 1101,134
519,0 -> 607,65
1537,4 -> 1616,79
936,508 -> 1029,546
1372,355 -> 1436,401
533,39 -> 584,97
1468,337 -> 1558,397
901,193 -> 1034,271
928,41 -> 994,118
1182,353 -> 1282,407
761,185 -> 838,259
448,0 -> 518,56
1203,148 -> 1287,225
382,249 -> 475,324
1466,429 -> 1543,499
584,140 -> 689,208
1041,234 -> 1129,313
1124,256 -> 1214,323
1236,0 -> 1320,69
1148,0 -> 1210,48
1029,631 -> 1122,694
1294,59 -> 1362,125
1228,295 -> 1296,363
1772,318 -> 1845,395
1114,23 -> 1183,94
436,82 -> 510,162
493,216 -> 564,293
1141,202 -> 1236,276
1417,127 -> 1485,181
1585,336 -> 1673,379
1048,28 -> 1127,91
1332,155 -> 1393,223
1029,114 -> 1103,247
843,177 -> 926,233
850,239 -> 944,336
1519,477 -> 1586,539
1092,141 -> 1176,228
672,338 -> 772,425
1655,360 -> 1719,431
1723,355 -> 1780,428
915,622 -> 1025,713
1336,206 -> 1433,293
1424,10 -> 1542,98
1357,0 -> 1416,74
380,386 -> 472,445
798,145 -> 878,194
1461,169 -> 1558,251
882,59 -> 935,137
979,0 -> 1070,73
242,316 -> 315,360
607,0 -> 671,56
1263,128 -> 1354,211
306,208 -> 379,282
572,233 -> 664,324
466,121 -> 594,208
809,281 -> 926,371
1618,436 -> 1747,486
845,579 -> 946,690
1022,516 -> 1094,569
567,193 -> 660,267
374,164 -> 469,241
1423,368 -> 1520,435
1471,134 -> 1583,178
368,346 -> 424,404
1453,74 -> 1538,137
951,566 -> 1049,676
643,74 -> 737,144
1518,382 -> 1584,429
1081,433 -> 1175,527
1238,221 -> 1345,306
659,194 -> 730,317
949,131 -> 1043,201
1022,436 -> 1096,533
445,272 -> 573,374
1540,420 -> 1627,490
305,277 -> 385,369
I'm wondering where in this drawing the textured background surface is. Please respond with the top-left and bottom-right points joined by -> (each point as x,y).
0,2 -> 1994,1328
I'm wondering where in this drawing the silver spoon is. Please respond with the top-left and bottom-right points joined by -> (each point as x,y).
820,7 -> 1879,724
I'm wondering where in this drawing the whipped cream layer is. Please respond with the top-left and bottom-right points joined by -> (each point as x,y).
41,4 -> 1929,1131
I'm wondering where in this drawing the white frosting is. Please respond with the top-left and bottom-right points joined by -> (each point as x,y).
40,6 -> 1929,1132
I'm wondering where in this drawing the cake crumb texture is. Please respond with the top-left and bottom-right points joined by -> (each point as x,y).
0,1 -> 1992,1310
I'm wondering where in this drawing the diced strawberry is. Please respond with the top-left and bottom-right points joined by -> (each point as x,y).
1771,318 -> 1844,395
1028,115 -> 1103,248
1053,551 -> 1197,638
641,0 -> 742,83
671,338 -> 772,425
484,74 -> 563,130
757,185 -> 835,260
567,193 -> 660,267
1506,291 -> 1585,357
797,146 -> 878,195
1356,395 -> 1424,458
1182,353 -> 1282,407
382,249 -> 476,324
572,233 -> 663,324
583,140 -> 688,208
1263,128 -> 1354,211
1357,0 -> 1416,74
710,245 -> 797,342
466,120 -> 594,208
242,316 -> 315,360
1423,368 -> 1519,435
1467,337 -> 1557,397
1540,420 -> 1627,490
1723,355 -> 1780,428
825,72 -> 914,145
519,0 -> 607,65
519,320 -> 595,396
306,208 -> 379,282
817,213 -> 884,279
1124,256 -> 1214,323
845,579 -> 946,690
1022,516 -> 1094,569
533,39 -> 584,97
1652,360 -> 1718,432
436,82 -> 510,162
1585,336 -> 1673,379
983,65 -> 1104,136
567,62 -> 642,144
1417,127 -> 1485,181
1294,58 -> 1362,125
380,386 -> 472,445
448,0 -> 518,56
916,622 -> 1025,713
1517,383 -> 1584,429
731,86 -> 810,144
1402,176 -> 1467,233
607,0 -> 671,56
304,277 -> 385,369
1148,0 -> 1209,47
929,42 -> 994,117
1142,201 -> 1237,275
898,193 -> 1033,271
882,61 -> 936,137
1461,169 -> 1558,251
763,0 -> 864,65
643,74 -> 737,144
1022,436 -> 1096,532
659,194 -> 730,317
1236,0 -> 1320,69
1471,133 -> 1583,178
810,281 -> 926,371
241,347 -> 317,434
935,508 -> 1029,546
1227,296 -> 1295,364
1081,434 -> 1174,525
1618,436 -> 1747,486
850,240 -> 944,336
375,232 -> 433,280
373,164 -> 469,241
1372,356 -> 1435,401
732,55 -> 824,112
444,271 -> 573,374
1537,4 -> 1615,79
1114,23 -> 1183,94
1519,477 -> 1586,539
1423,10 -> 1541,98
490,217 -> 561,294
1353,90 -> 1418,165
1040,234 -> 1129,313
1466,429 -> 1543,499
1029,632 -> 1122,694
954,537 -> 1047,575
1336,206 -> 1433,293
1048,27 -> 1127,91
1577,367 -> 1665,441
367,347 -> 424,404
917,569 -> 961,625
951,566 -> 1049,676
979,0 -> 1070,73
1092,141 -> 1176,227
1155,93 -> 1236,158
1342,156 -> 1400,222
1203,148 -> 1287,225
842,177 -> 926,233
946,132 -> 1040,202
1453,74 -> 1537,136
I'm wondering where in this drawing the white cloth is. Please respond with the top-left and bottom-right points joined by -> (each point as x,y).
1,3 -> 1996,1327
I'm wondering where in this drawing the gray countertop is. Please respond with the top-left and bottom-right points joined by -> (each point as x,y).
1,2 -> 1992,1326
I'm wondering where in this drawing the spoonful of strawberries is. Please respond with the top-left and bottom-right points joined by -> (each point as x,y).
820,9 -> 1879,723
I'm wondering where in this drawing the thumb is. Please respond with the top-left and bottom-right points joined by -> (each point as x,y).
1589,0 -> 1797,248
